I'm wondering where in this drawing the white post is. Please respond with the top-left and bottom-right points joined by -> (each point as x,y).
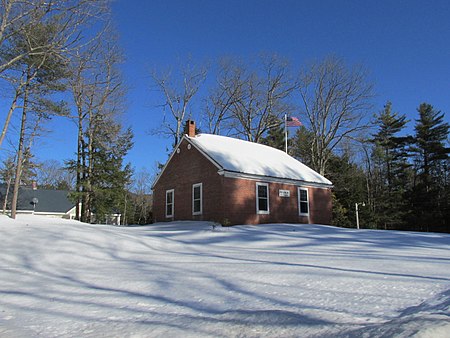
355,202 -> 360,229
284,114 -> 288,153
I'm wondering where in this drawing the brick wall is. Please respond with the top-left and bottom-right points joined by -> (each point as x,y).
309,186 -> 332,224
222,177 -> 332,225
152,139 -> 224,223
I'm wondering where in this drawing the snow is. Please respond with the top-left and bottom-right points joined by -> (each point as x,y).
1,214 -> 449,337
187,134 -> 332,186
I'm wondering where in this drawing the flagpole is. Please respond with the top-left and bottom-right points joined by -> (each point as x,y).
284,114 -> 288,153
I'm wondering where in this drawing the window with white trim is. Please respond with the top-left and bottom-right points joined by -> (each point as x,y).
192,183 -> 202,215
256,183 -> 269,214
166,189 -> 174,218
298,187 -> 309,215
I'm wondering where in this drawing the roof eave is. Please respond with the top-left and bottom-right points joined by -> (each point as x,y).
220,170 -> 333,189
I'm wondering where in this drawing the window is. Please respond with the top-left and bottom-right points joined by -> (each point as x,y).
166,189 -> 174,218
298,188 -> 309,215
256,183 -> 269,214
192,183 -> 202,215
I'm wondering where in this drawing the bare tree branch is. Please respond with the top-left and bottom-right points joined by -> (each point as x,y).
204,55 -> 296,143
298,56 -> 374,175
150,61 -> 208,147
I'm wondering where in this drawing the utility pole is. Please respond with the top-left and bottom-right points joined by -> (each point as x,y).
355,202 -> 365,229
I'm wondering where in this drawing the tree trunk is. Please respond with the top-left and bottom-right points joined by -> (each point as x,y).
75,114 -> 83,220
0,89 -> 20,149
81,140 -> 88,222
11,76 -> 30,219
2,176 -> 12,214
85,112 -> 94,223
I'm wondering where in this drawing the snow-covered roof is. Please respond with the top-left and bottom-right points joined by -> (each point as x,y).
187,134 -> 332,186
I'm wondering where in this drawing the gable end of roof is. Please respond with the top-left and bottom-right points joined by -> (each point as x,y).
151,135 -> 223,189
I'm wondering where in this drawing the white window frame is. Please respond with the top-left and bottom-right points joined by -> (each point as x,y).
192,183 -> 203,215
166,189 -> 174,218
256,182 -> 270,214
298,187 -> 309,216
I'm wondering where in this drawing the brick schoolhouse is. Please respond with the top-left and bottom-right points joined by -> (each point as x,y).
152,121 -> 333,225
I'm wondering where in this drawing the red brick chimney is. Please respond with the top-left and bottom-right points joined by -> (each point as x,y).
185,120 -> 196,137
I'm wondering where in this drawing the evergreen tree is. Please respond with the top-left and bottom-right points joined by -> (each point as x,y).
261,115 -> 285,150
291,126 -> 314,168
410,103 -> 449,232
413,104 -> 449,187
443,158 -> 450,232
371,102 -> 412,229
89,116 -> 133,224
327,153 -> 372,228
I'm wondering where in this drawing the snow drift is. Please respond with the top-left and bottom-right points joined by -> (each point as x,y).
0,215 -> 449,337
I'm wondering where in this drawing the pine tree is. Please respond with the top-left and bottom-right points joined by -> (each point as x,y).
443,158 -> 450,231
327,153 -> 372,229
261,115 -> 285,151
413,104 -> 449,187
291,126 -> 315,169
89,116 -> 133,224
411,103 -> 449,232
371,102 -> 412,229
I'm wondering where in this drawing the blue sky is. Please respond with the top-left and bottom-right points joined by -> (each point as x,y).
2,0 -> 449,174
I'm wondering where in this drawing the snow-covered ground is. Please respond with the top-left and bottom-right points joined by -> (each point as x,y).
0,215 -> 449,337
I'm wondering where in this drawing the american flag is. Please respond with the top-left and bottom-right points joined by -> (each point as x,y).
286,116 -> 302,127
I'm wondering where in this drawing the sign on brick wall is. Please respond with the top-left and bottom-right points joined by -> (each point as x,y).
279,190 -> 290,197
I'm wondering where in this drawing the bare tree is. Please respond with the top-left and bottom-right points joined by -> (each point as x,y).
1,155 -> 15,213
204,55 -> 296,142
298,56 -> 374,175
151,62 -> 207,147
69,28 -> 127,222
203,58 -> 241,135
34,159 -> 74,189
129,168 -> 154,224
